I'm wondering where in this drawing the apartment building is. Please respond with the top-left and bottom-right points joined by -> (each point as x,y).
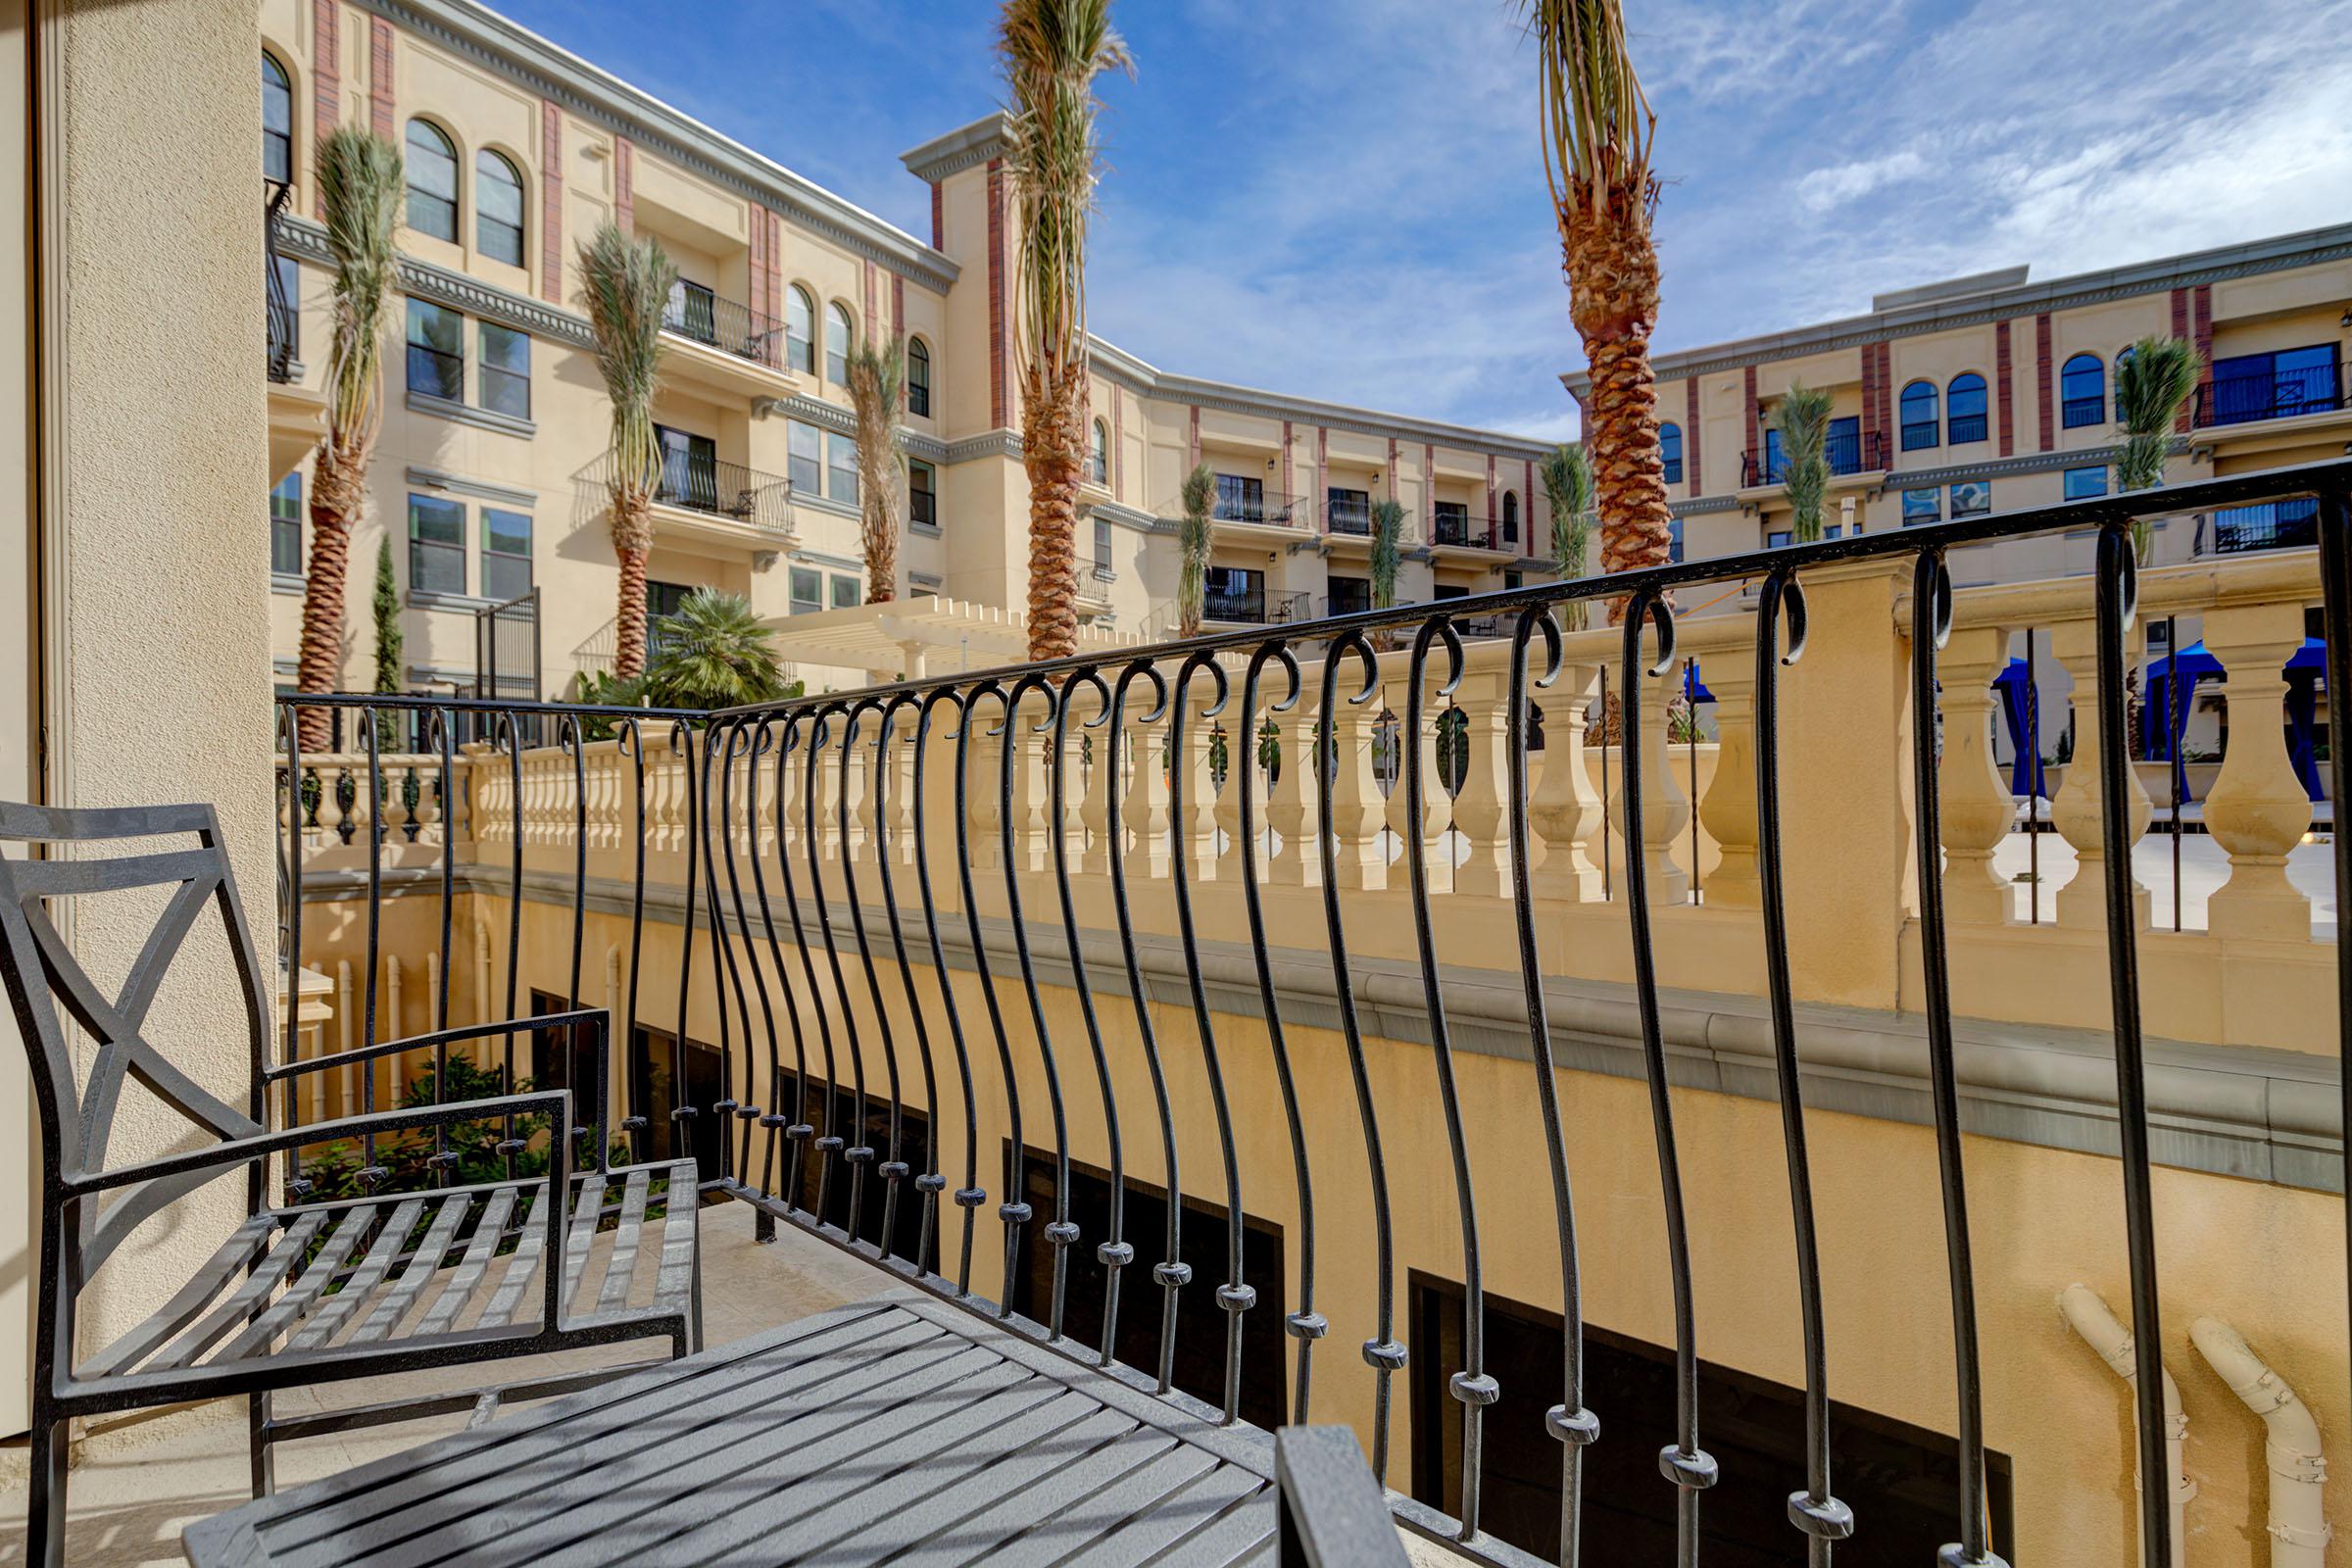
1566,226 -> 2352,592
261,0 -> 1557,702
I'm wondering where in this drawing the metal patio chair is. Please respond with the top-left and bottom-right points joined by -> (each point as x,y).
0,802 -> 701,1568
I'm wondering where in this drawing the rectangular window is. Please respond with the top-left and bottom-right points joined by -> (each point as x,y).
1761,428 -> 1786,485
408,493 -> 466,597
1094,517 -> 1112,573
789,565 -> 822,614
1203,565 -> 1265,623
1433,501 -> 1470,544
270,472 -> 303,576
665,279 -> 717,345
647,579 -> 694,660
908,460 -> 937,528
1667,518 -> 1685,564
787,421 -> 822,497
827,432 -> 859,506
2206,344 -> 2343,426
1326,575 -> 1371,616
1214,473 -> 1264,523
1902,487 -> 1940,525
1949,480 -> 1991,519
831,573 -> 860,610
656,424 -> 717,513
481,508 -> 532,602
478,322 -> 530,421
1766,528 -> 1792,549
406,300 -> 465,402
2213,498 -> 2320,554
1825,416 -> 1862,474
2063,466 -> 2108,501
1326,487 -> 1371,534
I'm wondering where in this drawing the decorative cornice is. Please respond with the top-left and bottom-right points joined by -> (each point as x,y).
1567,221 -> 2352,393
405,465 -> 539,507
899,114 -> 1015,184
405,388 -> 536,440
943,429 -> 1023,465
1094,501 -> 1166,535
351,0 -> 957,293
767,392 -> 855,437
1886,437 -> 2186,492
900,431 -> 949,463
286,215 -> 603,349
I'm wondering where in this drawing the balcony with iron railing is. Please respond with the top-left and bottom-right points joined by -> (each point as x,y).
264,178 -> 297,384
2194,356 -> 2349,429
656,280 -> 795,398
1325,495 -> 1374,536
1208,486 -> 1310,530
1741,427 -> 1887,489
1202,585 -> 1313,624
649,448 -> 795,540
223,461 -> 2352,1568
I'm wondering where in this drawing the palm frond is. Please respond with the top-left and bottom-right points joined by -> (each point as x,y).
2114,335 -> 2199,492
577,222 -> 679,506
1771,381 -> 1836,541
1541,443 -> 1594,629
1527,0 -> 1654,216
641,588 -> 790,710
1370,497 -> 1405,610
1177,461 -> 1213,636
318,127 -> 405,455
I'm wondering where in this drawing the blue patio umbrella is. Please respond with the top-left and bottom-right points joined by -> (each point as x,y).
2142,641 -> 2222,765
1683,662 -> 1714,705
2144,637 -> 2326,801
1990,659 -> 2047,799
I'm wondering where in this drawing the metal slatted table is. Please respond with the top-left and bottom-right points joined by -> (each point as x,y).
183,1292 -> 1280,1567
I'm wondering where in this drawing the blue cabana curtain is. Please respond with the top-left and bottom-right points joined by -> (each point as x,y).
1992,660 -> 2045,799
2144,637 -> 2325,801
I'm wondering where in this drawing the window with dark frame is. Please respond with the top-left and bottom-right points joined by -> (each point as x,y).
1947,371 -> 1989,444
1659,421 -> 1683,484
1667,516 -> 1685,563
478,321 -> 529,420
406,299 -> 465,402
270,472 -> 302,576
825,300 -> 854,385
827,431 -> 859,506
408,493 -> 466,597
2063,465 -> 2108,501
1501,490 -> 1519,545
404,119 -> 459,241
908,460 -> 936,528
831,573 -> 860,610
262,53 -> 292,182
1900,379 -> 1939,451
786,420 -> 821,498
1903,486 -> 1940,525
1094,516 -> 1111,573
481,508 -> 531,602
475,150 -> 524,268
906,336 -> 931,416
1214,472 -> 1263,522
789,565 -> 822,614
2060,354 -> 2105,428
785,286 -> 814,375
1950,479 -> 1991,519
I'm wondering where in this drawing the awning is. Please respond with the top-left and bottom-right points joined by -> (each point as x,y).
757,596 -> 1147,682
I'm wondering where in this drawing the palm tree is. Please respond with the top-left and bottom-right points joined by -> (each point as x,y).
997,0 -> 1132,662
1370,496 -> 1404,612
2114,335 -> 2199,564
1772,381 -> 1835,542
1542,442 -> 1594,631
1530,0 -> 1670,611
641,588 -> 793,710
848,336 -> 906,602
1177,462 -> 1213,637
577,220 -> 678,680
294,126 -> 403,752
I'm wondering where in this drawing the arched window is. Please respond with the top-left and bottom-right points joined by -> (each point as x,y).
2114,344 -> 2134,423
906,336 -> 932,417
475,151 -> 524,268
262,53 -> 292,182
785,286 -> 814,374
825,301 -> 855,384
1900,380 -> 1939,450
1659,421 -> 1684,484
2061,354 -> 2105,428
405,120 -> 459,241
1501,490 -> 1520,545
1089,418 -> 1109,485
1946,372 -> 1987,444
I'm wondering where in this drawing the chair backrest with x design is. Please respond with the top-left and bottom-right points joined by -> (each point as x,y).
0,804 -> 270,1244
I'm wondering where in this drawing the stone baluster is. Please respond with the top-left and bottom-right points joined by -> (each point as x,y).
838,722 -> 868,867
1053,716 -> 1086,876
2201,603 -> 2316,939
1263,705 -> 1319,887
773,728 -> 804,865
1448,673 -> 1511,898
2048,617 -> 2151,927
1211,722 -> 1247,882
964,707 -> 1004,871
1181,714 -> 1218,879
1934,627 -> 2022,924
315,760 -> 350,848
1529,662 -> 1606,902
412,752 -> 441,850
1120,697 -> 1171,883
1694,655 -> 1760,909
1324,688 -> 1386,891
1079,720 -> 1114,877
1007,699 -> 1050,874
1382,680 -> 1445,874
1607,653 -> 1690,906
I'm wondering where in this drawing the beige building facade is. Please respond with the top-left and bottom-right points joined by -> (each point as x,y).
261,0 -> 1558,702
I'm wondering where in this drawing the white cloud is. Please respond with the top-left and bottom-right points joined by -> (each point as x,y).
1795,149 -> 1928,214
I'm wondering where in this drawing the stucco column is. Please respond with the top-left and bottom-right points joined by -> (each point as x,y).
2048,618 -> 2151,929
1211,723 -> 1246,881
1936,626 -> 2020,925
1325,695 -> 1386,891
1695,658 -> 1759,909
1120,701 -> 1171,883
963,714 -> 1002,871
2200,605 -> 2314,940
1079,722 -> 1114,877
1265,706 -> 1321,887
1607,656 -> 1690,906
1529,662 -> 1606,902
1180,715 -> 1218,879
1448,673 -> 1511,897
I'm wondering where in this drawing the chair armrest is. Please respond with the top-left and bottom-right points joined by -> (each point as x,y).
266,1008 -> 610,1086
66,1091 -> 572,1197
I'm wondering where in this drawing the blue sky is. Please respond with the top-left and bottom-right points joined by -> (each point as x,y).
498,0 -> 2352,443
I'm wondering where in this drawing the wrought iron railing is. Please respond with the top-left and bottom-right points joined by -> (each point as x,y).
662,280 -> 786,368
1432,511 -> 1494,549
268,459 -> 2352,1568
654,449 -> 794,533
1208,488 -> 1310,528
1742,429 -> 1887,488
1204,587 -> 1314,625
1326,497 -> 1374,535
2194,358 -> 2348,428
265,178 -> 297,383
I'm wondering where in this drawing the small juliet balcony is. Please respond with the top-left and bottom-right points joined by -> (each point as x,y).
1740,427 -> 1888,490
647,449 -> 798,551
1430,508 -> 1512,558
1203,585 -> 1313,625
658,280 -> 801,401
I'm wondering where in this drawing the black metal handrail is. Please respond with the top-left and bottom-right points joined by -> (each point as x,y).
1325,498 -> 1374,535
2194,358 -> 2348,428
1207,488 -> 1311,528
654,449 -> 794,533
1431,511 -> 1496,549
1203,587 -> 1314,625
265,178 -> 297,383
662,280 -> 786,368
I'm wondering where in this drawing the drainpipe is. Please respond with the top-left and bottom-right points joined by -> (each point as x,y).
2189,1317 -> 2329,1567
2059,1284 -> 2192,1567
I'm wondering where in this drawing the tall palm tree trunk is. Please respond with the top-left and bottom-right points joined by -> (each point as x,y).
1022,377 -> 1084,654
295,441 -> 367,751
1566,201 -> 1673,602
612,520 -> 651,679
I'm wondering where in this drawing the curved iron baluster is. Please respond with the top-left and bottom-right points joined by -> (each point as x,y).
744,719 -> 801,1208
1753,570 -> 1850,1559
614,718 -> 653,1161
772,712 -> 844,1223
950,680 -> 1033,1313
874,695 -> 949,1272
913,688 -> 987,1293
1313,628 -> 1405,1477
714,719 -> 773,1187
1102,660 -> 1189,1393
557,713 -> 603,1172
1167,650 -> 1254,1424
278,703 -> 311,1199
1505,605 -> 1599,1565
695,717 -> 742,1187
1906,549 -> 2008,1568
1048,670 -> 1130,1361
2092,524 -> 2170,1568
1617,589 -> 1716,1564
765,716 -> 822,1213
2319,482 -> 2352,1458
423,707 -> 459,1181
806,706 -> 876,1237
838,700 -> 910,1258
993,674 -> 1080,1336
665,719 -> 703,1170
1402,614 -> 1500,1534
493,710 -> 526,1176
356,704 -> 386,1188
1236,642 -> 1322,1424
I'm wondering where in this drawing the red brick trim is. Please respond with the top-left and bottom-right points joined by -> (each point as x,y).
614,137 -> 634,236
863,259 -> 878,346
539,100 -> 564,301
747,200 -> 765,326
2034,314 -> 2054,452
930,182 -> 944,251
892,273 -> 906,347
986,159 -> 1005,429
1877,345 -> 1893,450
312,0 -> 340,220
1995,321 -> 2014,456
1485,452 -> 1497,534
1685,379 -> 1702,498
1523,459 -> 1536,541
368,16 -> 393,140
764,210 -> 783,357
1282,420 -> 1293,509
1860,351 -> 1879,469
2188,284 -> 2214,432
1742,366 -> 1760,475
1423,442 -> 1436,533
1387,438 -> 1398,503
1113,395 -> 1124,492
